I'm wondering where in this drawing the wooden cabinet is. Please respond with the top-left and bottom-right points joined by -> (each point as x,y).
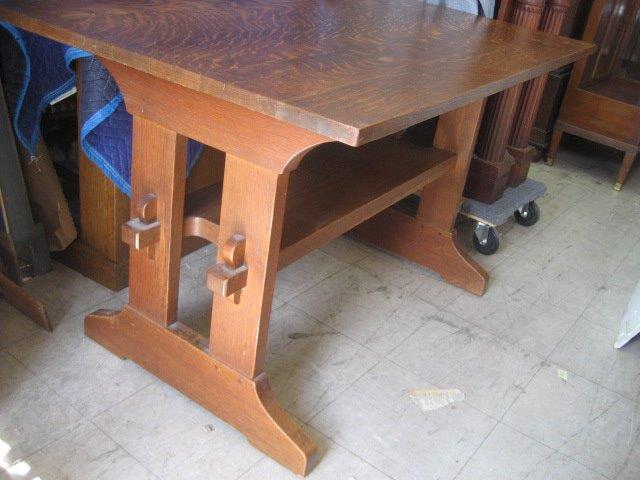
548,0 -> 640,189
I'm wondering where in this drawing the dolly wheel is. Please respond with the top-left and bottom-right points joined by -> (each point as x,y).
472,224 -> 499,255
514,201 -> 540,227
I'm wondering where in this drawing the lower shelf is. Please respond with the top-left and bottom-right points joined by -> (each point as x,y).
183,136 -> 455,267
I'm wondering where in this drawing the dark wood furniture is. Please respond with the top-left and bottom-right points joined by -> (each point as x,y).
506,0 -> 572,183
0,0 -> 592,475
464,0 -> 548,203
465,0 -> 573,203
548,0 -> 640,189
530,0 -> 593,156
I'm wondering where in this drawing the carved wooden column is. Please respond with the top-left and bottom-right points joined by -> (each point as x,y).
507,0 -> 571,185
464,0 -> 546,203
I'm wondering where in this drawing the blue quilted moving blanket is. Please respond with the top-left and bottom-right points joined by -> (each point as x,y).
0,23 -> 202,196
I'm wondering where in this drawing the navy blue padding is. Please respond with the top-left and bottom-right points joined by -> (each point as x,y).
0,23 -> 202,197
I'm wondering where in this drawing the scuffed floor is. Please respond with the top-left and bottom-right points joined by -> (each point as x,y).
2,135 -> 640,479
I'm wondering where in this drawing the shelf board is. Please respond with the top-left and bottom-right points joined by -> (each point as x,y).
279,138 -> 454,266
183,137 -> 455,268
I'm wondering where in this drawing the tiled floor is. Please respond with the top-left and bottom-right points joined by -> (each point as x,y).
2,136 -> 640,479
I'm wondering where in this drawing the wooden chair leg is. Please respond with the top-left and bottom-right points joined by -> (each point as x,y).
353,100 -> 489,296
615,151 -> 639,191
546,126 -> 564,166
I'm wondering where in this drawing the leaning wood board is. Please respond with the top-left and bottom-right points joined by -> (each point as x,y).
0,0 -> 594,476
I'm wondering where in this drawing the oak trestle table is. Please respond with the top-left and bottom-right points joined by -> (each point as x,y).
0,0 -> 592,475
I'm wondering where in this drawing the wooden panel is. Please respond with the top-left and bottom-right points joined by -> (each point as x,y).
583,75 -> 640,105
561,88 -> 640,145
78,150 -> 130,263
0,0 -> 593,146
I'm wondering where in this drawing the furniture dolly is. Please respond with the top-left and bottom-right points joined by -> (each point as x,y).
0,0 -> 592,475
461,178 -> 546,255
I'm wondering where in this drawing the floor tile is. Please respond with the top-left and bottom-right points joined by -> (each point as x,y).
178,279 -> 214,337
615,430 -> 640,480
310,359 -> 496,480
0,351 -> 83,466
276,250 -> 348,301
582,285 -> 632,333
607,262 -> 640,293
94,382 -> 263,480
622,237 -> 640,269
7,314 -> 155,418
238,426 -> 390,480
0,302 -> 38,349
23,262 -> 117,325
389,311 -> 543,418
447,281 -> 577,358
569,187 -> 640,234
319,236 -> 375,264
355,249 -> 430,292
549,317 -> 640,401
290,265 -> 428,355
492,249 -> 607,317
456,423 -> 607,480
413,272 -> 465,309
267,304 -> 380,421
502,363 -> 640,479
1,422 -> 157,480
181,245 -> 217,285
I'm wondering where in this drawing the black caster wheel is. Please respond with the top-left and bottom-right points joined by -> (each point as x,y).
514,201 -> 540,227
472,224 -> 499,255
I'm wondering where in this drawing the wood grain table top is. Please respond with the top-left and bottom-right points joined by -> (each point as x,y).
0,0 -> 594,145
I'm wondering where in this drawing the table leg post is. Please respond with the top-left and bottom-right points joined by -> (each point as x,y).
417,99 -> 489,294
352,100 -> 489,295
206,153 -> 317,474
126,116 -> 187,326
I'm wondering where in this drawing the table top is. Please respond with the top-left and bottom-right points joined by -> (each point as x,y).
0,0 -> 593,145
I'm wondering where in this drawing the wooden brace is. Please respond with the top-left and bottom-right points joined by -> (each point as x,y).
207,234 -> 248,304
122,193 -> 160,254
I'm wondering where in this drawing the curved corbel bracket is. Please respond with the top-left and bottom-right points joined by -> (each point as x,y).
100,58 -> 332,174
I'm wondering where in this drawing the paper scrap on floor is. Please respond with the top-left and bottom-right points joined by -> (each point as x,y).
409,388 -> 465,411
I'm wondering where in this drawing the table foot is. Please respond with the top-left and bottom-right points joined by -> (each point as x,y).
352,207 -> 488,295
85,306 -> 318,476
